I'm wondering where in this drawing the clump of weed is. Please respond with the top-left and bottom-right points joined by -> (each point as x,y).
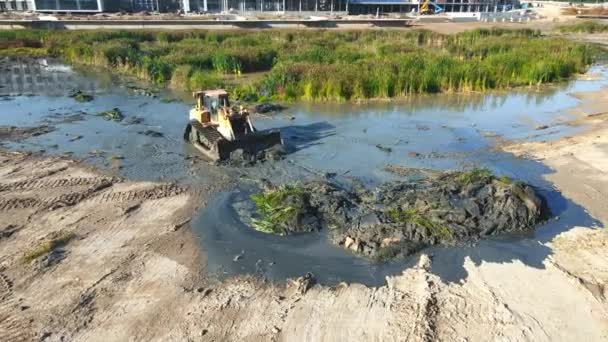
387,207 -> 452,240
107,154 -> 124,161
97,108 -> 124,122
250,185 -> 307,235
457,168 -> 493,186
497,175 -> 513,184
69,90 -> 94,103
22,231 -> 76,263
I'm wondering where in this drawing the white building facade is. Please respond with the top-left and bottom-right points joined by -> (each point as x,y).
0,0 -> 35,11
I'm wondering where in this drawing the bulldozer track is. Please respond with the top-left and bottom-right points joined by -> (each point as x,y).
0,184 -> 187,211
0,195 -> 89,211
0,180 -> 114,211
94,184 -> 187,204
0,273 -> 32,342
190,121 -> 224,150
0,177 -> 117,192
46,192 -> 91,210
0,272 -> 13,300
0,198 -> 41,211
199,125 -> 224,145
0,313 -> 32,342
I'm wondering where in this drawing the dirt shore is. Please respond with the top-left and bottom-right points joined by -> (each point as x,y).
504,86 -> 608,224
1,126 -> 608,340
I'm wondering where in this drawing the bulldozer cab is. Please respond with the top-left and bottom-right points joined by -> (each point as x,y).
192,89 -> 253,140
202,92 -> 229,115
193,90 -> 230,122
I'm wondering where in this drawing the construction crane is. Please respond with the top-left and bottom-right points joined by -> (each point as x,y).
420,0 -> 444,14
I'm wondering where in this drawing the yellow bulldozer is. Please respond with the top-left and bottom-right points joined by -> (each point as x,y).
183,89 -> 283,161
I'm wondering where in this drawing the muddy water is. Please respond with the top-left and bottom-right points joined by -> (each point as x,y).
1,59 -> 606,285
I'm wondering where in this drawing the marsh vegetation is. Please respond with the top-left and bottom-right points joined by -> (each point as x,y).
0,28 -> 597,102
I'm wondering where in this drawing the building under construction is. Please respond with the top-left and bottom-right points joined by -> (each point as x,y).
184,0 -> 507,14
1,0 -> 511,14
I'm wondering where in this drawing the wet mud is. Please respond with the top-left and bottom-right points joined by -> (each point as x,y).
252,102 -> 287,114
238,169 -> 548,261
0,125 -> 55,141
68,90 -> 94,103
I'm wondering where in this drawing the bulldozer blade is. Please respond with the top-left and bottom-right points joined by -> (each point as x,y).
217,130 -> 282,159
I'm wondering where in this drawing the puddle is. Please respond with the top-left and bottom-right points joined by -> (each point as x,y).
1,59 -> 606,285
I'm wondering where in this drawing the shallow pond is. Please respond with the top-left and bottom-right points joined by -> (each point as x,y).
1,59 -> 606,285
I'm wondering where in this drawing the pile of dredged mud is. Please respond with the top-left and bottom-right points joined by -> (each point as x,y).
219,144 -> 286,167
249,169 -> 548,260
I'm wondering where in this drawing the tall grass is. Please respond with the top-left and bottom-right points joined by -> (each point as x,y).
0,28 -> 597,102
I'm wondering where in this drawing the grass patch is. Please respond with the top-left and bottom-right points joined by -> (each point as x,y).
387,207 -> 452,240
457,168 -> 493,186
0,29 -> 597,102
107,154 -> 124,161
22,231 -> 76,263
250,185 -> 306,235
497,175 -> 513,184
0,47 -> 48,57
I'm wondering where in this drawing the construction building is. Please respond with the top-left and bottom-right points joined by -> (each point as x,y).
0,0 -> 34,11
348,0 -> 503,15
1,0 -> 511,15
0,0 -> 103,11
34,0 -> 104,11
184,0 -> 505,13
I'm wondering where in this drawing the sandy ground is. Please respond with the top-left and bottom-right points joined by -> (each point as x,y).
1,123 -> 608,340
505,86 -> 608,224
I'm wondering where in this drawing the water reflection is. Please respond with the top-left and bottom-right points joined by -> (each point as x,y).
0,59 -> 98,97
295,83 -> 571,116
